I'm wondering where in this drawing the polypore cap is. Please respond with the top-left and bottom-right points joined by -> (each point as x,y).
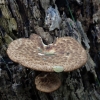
35,73 -> 61,93
7,34 -> 87,72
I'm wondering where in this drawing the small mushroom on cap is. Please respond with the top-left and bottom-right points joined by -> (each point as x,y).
35,73 -> 61,93
7,34 -> 87,72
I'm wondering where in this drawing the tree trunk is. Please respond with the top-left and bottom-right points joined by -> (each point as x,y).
0,0 -> 100,100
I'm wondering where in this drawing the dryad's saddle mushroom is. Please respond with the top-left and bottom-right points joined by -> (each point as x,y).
7,34 -> 87,72
7,34 -> 87,92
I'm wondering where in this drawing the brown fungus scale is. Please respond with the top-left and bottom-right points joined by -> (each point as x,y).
35,73 -> 61,93
7,34 -> 87,72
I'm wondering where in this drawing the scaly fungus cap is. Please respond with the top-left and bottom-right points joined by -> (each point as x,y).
35,73 -> 61,93
7,34 -> 87,72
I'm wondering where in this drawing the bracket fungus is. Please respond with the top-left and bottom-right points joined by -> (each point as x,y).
7,34 -> 87,72
7,34 -> 87,92
35,73 -> 61,93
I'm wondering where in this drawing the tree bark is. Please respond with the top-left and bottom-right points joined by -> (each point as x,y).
0,0 -> 100,100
